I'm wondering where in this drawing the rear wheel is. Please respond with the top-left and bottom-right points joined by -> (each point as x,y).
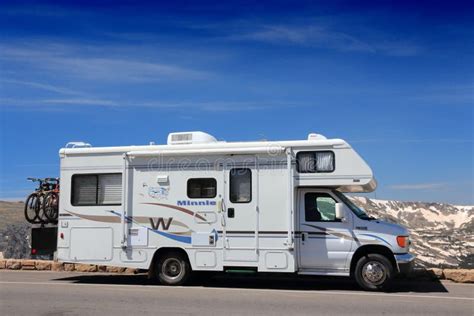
24,193 -> 41,224
155,251 -> 191,285
354,253 -> 394,291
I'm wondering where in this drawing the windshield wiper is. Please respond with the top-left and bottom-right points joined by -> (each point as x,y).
359,214 -> 375,220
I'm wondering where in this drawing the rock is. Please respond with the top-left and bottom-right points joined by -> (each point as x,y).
21,259 -> 36,270
443,269 -> 474,283
35,260 -> 52,270
427,268 -> 444,279
0,259 -> 6,269
64,263 -> 75,272
124,268 -> 138,274
52,262 -> 64,272
6,259 -> 21,270
75,264 -> 98,273
410,268 -> 444,279
97,265 -> 107,272
3,223 -> 31,259
106,266 -> 127,273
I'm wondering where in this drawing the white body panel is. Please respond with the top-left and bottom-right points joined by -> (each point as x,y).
57,133 -> 408,276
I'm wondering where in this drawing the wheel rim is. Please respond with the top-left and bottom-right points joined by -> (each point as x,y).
25,195 -> 40,223
362,261 -> 387,285
44,194 -> 59,221
162,258 -> 183,281
37,195 -> 48,223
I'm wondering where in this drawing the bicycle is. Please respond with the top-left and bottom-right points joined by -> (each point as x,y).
43,178 -> 60,223
24,178 -> 60,224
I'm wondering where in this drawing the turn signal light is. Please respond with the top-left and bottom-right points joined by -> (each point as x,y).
397,236 -> 408,248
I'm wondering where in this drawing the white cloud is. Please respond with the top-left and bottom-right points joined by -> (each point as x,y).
138,100 -> 280,112
42,98 -> 119,106
0,43 -> 209,82
0,98 -> 117,108
351,139 -> 473,144
228,23 -> 421,56
0,79 -> 83,95
49,57 -> 207,81
389,183 -> 448,190
233,25 -> 374,52
408,84 -> 474,104
0,97 -> 293,112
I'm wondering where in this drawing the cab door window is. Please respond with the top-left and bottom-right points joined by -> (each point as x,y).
304,193 -> 337,222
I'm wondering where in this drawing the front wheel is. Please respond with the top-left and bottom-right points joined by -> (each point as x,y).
155,252 -> 191,286
43,191 -> 59,223
354,254 -> 394,291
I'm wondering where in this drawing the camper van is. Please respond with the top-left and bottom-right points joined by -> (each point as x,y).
54,131 -> 414,291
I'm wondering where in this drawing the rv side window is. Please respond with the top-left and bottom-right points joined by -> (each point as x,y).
72,175 -> 97,206
187,178 -> 217,198
230,168 -> 251,203
297,151 -> 335,173
72,173 -> 122,206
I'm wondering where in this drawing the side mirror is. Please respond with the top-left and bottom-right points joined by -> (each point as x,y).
335,203 -> 348,221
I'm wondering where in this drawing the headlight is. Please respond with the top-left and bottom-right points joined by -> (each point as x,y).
396,236 -> 409,248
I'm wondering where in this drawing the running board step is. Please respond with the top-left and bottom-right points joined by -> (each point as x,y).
298,270 -> 349,277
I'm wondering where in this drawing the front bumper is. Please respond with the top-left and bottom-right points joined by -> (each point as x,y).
395,253 -> 415,276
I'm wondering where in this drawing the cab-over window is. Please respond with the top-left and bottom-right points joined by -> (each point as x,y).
297,151 -> 335,173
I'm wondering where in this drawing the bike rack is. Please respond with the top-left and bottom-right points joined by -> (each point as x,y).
24,177 -> 60,226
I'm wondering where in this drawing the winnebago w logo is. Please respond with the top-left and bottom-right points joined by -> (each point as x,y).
149,217 -> 173,230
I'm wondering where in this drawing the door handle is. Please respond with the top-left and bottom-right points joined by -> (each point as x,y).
228,208 -> 235,218
301,232 -> 308,242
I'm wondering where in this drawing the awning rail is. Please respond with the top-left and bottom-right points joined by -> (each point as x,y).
127,146 -> 285,157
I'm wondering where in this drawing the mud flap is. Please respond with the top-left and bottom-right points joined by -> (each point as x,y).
31,226 -> 57,256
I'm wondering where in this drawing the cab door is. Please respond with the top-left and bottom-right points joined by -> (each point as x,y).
298,189 -> 354,271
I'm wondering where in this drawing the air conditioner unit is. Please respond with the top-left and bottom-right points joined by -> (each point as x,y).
307,133 -> 327,141
167,131 -> 218,145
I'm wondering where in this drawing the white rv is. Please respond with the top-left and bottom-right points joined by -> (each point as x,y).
56,131 -> 414,290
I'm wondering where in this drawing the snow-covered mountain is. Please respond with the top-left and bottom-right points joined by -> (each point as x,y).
350,197 -> 474,268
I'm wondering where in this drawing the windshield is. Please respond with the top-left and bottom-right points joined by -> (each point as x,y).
333,190 -> 371,220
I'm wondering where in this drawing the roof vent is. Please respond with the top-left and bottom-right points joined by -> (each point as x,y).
167,131 -> 217,145
65,142 -> 92,148
307,133 -> 327,141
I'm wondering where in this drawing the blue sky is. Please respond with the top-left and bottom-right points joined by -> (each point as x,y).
0,1 -> 473,204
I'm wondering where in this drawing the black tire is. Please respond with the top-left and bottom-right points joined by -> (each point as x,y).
24,193 -> 41,224
354,253 -> 394,291
155,251 -> 191,286
43,191 -> 59,223
36,193 -> 49,224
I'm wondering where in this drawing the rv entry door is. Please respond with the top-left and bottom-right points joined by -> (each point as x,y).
222,156 -> 259,263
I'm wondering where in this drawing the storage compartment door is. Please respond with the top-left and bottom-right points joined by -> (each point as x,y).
70,227 -> 113,261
